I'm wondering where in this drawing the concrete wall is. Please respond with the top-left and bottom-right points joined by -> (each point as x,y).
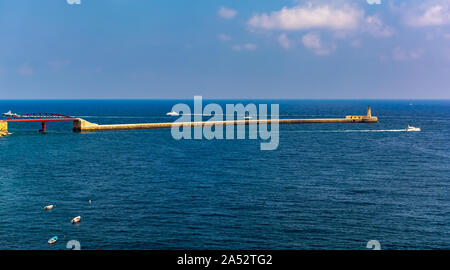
73,116 -> 378,132
2,112 -> 378,135
73,119 -> 99,132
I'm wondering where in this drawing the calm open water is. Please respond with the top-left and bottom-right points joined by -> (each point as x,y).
0,100 -> 449,250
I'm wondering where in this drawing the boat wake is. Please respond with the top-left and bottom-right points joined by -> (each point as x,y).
335,129 -> 408,132
284,129 -> 416,133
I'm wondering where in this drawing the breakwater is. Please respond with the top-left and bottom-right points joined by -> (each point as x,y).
73,107 -> 377,132
1,106 -> 378,135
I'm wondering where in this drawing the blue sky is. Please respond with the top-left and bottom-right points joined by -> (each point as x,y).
0,0 -> 450,99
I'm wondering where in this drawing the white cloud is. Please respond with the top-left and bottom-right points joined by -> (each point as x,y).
367,0 -> 381,5
393,47 -> 423,61
244,43 -> 257,50
302,33 -> 321,48
232,43 -> 257,51
246,3 -> 394,54
217,33 -> 232,42
424,29 -> 450,40
18,63 -> 33,76
247,4 -> 363,31
365,15 -> 394,38
278,33 -> 293,49
218,6 -> 237,19
67,0 -> 81,5
405,2 -> 450,27
301,32 -> 335,55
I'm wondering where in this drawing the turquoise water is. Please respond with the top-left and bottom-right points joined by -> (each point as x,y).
0,100 -> 449,250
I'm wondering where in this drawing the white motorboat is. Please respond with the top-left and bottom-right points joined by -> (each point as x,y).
43,205 -> 54,210
166,111 -> 179,116
406,125 -> 420,132
71,216 -> 82,224
48,236 -> 58,245
2,110 -> 18,117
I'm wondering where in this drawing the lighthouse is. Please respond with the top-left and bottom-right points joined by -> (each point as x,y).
367,106 -> 372,118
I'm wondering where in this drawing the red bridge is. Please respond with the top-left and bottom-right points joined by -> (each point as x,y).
4,113 -> 78,132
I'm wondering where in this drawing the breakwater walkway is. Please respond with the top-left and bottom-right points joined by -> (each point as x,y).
0,107 -> 377,135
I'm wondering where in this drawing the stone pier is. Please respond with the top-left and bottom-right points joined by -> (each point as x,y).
72,107 -> 378,132
1,107 -> 377,135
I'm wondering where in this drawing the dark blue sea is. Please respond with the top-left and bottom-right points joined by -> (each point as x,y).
0,100 -> 449,250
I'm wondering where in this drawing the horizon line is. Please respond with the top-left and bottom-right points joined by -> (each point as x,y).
1,98 -> 450,101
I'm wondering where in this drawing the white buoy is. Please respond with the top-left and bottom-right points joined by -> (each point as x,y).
44,205 -> 54,210
88,200 -> 92,204
71,216 -> 82,224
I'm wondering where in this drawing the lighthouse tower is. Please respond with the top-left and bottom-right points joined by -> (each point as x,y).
367,106 -> 372,118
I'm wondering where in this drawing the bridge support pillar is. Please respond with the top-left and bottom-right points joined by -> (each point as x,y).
0,121 -> 8,137
38,122 -> 47,133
